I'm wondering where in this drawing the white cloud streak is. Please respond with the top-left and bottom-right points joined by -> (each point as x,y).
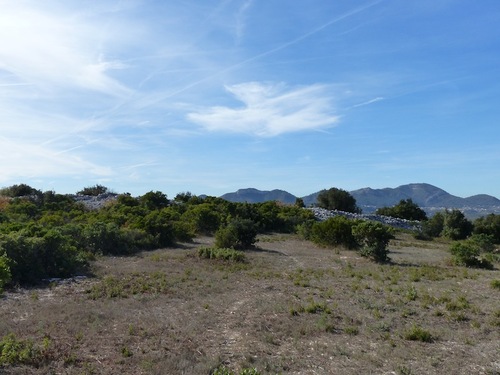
349,96 -> 385,109
187,82 -> 340,136
0,2 -> 131,97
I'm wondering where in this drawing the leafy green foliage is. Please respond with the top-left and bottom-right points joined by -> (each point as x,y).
0,184 -> 42,198
0,333 -> 50,366
139,191 -> 169,210
215,218 -> 257,249
0,183 -> 373,285
83,222 -> 141,255
311,216 -> 357,250
449,237 -> 494,269
352,221 -> 394,262
0,253 -> 11,293
403,325 -> 434,343
311,217 -> 393,262
417,212 -> 444,240
86,272 -> 169,299
376,199 -> 427,221
316,187 -> 361,213
77,184 -> 109,196
0,229 -> 84,284
197,247 -> 246,262
181,203 -> 223,235
474,213 -> 500,244
295,197 -> 305,208
442,209 -> 473,240
466,233 -> 495,253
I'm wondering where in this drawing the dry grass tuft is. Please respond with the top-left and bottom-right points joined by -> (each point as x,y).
0,233 -> 499,374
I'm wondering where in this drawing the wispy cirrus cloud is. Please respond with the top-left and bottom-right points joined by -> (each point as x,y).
0,2 -> 131,97
187,82 -> 340,136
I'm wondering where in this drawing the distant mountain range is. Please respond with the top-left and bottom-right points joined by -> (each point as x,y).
220,183 -> 500,219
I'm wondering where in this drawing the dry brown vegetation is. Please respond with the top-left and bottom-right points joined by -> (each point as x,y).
1,233 -> 499,374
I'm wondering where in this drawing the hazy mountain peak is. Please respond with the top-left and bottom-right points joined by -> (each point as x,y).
220,183 -> 500,219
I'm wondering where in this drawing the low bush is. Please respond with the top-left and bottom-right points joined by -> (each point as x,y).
214,218 -> 257,249
491,280 -> 500,290
0,333 -> 45,366
403,325 -> 434,343
450,241 -> 493,269
197,247 -> 246,262
86,272 -> 169,300
376,199 -> 427,221
310,216 -> 357,250
212,365 -> 262,375
0,253 -> 11,293
0,230 -> 85,284
352,221 -> 394,262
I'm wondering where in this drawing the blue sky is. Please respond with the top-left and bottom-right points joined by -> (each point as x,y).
1,0 -> 499,199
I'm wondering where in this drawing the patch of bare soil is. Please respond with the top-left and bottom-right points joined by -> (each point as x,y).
0,233 -> 499,374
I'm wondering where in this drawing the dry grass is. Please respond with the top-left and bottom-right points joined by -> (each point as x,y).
0,233 -> 499,374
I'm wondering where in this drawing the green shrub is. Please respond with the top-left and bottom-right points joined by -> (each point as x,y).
0,230 -> 84,284
83,222 -> 133,255
296,219 -> 316,240
491,280 -> 500,290
376,199 -> 427,221
77,184 -> 109,196
317,187 -> 361,213
417,212 -> 444,239
403,325 -> 434,343
352,221 -> 394,262
278,206 -> 316,233
0,184 -> 41,198
0,253 -> 11,292
139,191 -> 169,210
87,272 -> 169,300
0,333 -> 40,365
450,242 -> 493,269
215,218 -> 257,249
442,209 -> 473,240
311,216 -> 357,249
197,247 -> 246,262
474,213 -> 500,244
181,203 -> 222,235
466,233 -> 495,253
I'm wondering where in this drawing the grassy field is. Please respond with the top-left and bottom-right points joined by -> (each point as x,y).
0,233 -> 499,374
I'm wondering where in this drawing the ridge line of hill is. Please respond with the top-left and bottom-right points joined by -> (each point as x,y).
220,183 -> 500,219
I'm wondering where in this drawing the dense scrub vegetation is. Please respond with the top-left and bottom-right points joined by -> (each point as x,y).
0,183 -> 499,291
307,216 -> 394,262
376,199 -> 428,221
0,184 -> 315,288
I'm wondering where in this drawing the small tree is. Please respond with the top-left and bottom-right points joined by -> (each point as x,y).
317,188 -> 361,213
0,184 -> 41,198
376,199 -> 427,221
215,218 -> 257,249
140,191 -> 169,210
352,221 -> 394,262
295,198 -> 305,208
78,184 -> 109,196
474,214 -> 500,244
418,212 -> 445,239
442,209 -> 473,240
